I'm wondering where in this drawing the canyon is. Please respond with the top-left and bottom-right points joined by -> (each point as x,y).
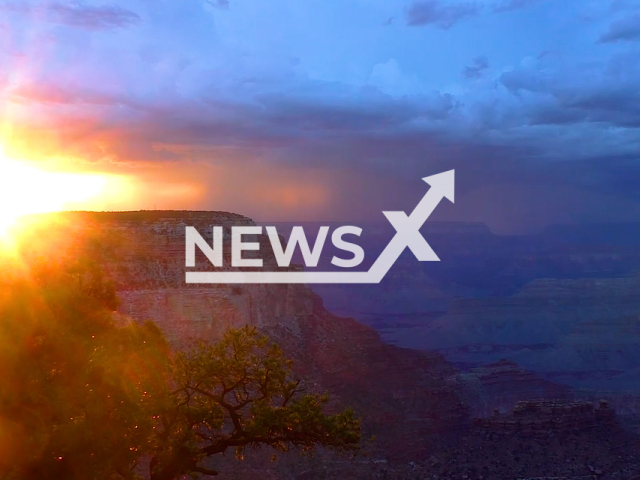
11,211 -> 640,478
310,221 -> 640,392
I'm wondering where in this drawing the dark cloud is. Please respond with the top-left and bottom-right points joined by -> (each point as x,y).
406,0 -> 481,29
463,55 -> 489,79
48,3 -> 140,30
493,0 -> 549,13
0,2 -> 140,30
7,78 -> 459,160
599,14 -> 640,43
563,86 -> 640,127
206,0 -> 229,8
527,105 -> 585,126
498,55 -> 640,128
256,92 -> 457,131
3,0 -> 640,232
8,69 -> 640,232
500,68 -> 549,94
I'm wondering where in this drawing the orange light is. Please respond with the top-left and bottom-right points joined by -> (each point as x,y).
0,147 -> 110,237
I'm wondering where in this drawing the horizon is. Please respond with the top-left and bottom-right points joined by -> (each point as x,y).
18,208 -> 640,238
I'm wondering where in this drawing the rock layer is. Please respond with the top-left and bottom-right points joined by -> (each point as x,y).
19,211 -> 470,462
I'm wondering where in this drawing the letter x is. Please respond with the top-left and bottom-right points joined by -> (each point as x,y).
382,211 -> 439,261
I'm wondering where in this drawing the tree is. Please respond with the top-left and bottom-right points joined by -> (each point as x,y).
0,262 -> 360,480
149,326 -> 361,480
0,261 -> 170,480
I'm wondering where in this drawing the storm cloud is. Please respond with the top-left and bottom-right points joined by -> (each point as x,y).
463,56 -> 490,79
406,1 -> 481,29
600,14 -> 640,43
1,0 -> 640,232
0,2 -> 140,30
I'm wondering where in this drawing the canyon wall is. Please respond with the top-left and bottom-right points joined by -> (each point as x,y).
20,211 -> 313,342
10,211 -> 640,478
19,211 -> 470,462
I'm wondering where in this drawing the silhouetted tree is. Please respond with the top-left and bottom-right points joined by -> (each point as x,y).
0,264 -> 360,480
149,326 -> 360,480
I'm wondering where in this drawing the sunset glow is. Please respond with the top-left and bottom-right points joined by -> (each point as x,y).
0,148 -> 110,236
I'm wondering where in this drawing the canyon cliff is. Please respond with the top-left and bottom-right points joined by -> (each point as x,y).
16,211 -> 470,463
10,211 -> 640,478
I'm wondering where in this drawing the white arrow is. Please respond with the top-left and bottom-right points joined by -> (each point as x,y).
366,169 -> 455,282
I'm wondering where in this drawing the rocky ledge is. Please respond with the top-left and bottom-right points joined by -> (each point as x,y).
474,400 -> 615,438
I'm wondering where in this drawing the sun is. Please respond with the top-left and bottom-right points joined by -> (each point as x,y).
0,149 -> 108,237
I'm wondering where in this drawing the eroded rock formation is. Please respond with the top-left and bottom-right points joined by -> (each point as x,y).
11,211 -> 640,478
474,400 -> 616,437
18,211 -> 470,462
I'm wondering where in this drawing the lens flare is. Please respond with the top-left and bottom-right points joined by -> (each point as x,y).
0,149 -> 108,237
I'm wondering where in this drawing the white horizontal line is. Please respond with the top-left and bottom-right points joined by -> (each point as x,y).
185,271 -> 379,284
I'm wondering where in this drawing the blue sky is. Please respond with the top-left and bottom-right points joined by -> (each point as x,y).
1,0 -> 640,232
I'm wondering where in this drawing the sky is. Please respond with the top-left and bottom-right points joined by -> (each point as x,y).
1,0 -> 640,233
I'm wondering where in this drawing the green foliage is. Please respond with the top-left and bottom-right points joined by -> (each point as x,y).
34,257 -> 121,311
149,326 -> 360,480
0,267 -> 169,480
0,265 -> 360,480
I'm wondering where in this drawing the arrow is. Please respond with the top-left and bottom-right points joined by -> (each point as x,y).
414,169 -> 456,222
367,169 -> 455,282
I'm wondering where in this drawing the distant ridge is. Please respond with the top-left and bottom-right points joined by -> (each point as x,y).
20,210 -> 252,222
543,222 -> 640,245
